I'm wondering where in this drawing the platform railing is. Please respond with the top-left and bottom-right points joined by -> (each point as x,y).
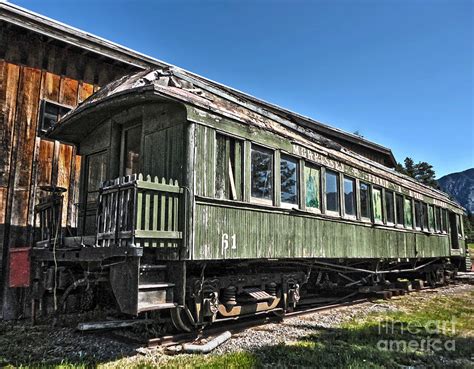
34,193 -> 63,248
96,174 -> 184,248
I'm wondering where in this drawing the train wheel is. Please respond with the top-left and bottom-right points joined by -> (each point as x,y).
170,306 -> 196,332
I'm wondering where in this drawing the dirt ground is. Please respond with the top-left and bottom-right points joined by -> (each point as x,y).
0,283 -> 473,367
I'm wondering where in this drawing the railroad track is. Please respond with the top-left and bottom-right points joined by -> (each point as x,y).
87,277 -> 472,351
147,280 -> 472,349
147,296 -> 370,349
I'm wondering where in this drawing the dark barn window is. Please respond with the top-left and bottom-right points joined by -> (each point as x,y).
360,182 -> 371,219
39,100 -> 71,133
215,134 -> 243,200
395,194 -> 404,225
343,177 -> 356,216
280,155 -> 298,205
251,145 -> 273,202
304,164 -> 320,210
325,170 -> 339,213
385,190 -> 395,224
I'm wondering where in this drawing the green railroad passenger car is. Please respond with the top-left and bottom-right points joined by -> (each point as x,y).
32,68 -> 467,331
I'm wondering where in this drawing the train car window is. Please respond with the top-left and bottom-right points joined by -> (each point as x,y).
428,205 -> 435,231
422,203 -> 429,230
360,182 -> 371,219
442,209 -> 448,233
122,125 -> 141,176
251,145 -> 273,203
404,198 -> 413,228
414,200 -> 422,229
86,151 -> 107,203
325,170 -> 340,213
343,177 -> 356,217
457,214 -> 462,237
280,155 -> 298,206
435,207 -> 441,232
395,194 -> 404,226
215,134 -> 243,201
372,188 -> 383,223
304,163 -> 320,211
385,190 -> 395,224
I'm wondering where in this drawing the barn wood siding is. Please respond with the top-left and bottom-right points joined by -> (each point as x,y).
0,60 -> 97,263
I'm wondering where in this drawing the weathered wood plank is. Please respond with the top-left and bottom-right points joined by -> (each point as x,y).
59,77 -> 78,107
0,61 -> 20,188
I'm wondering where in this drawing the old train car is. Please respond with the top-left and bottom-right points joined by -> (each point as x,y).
31,68 -> 466,331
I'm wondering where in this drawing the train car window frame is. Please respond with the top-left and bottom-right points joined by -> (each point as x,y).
324,169 -> 340,216
372,187 -> 383,224
384,190 -> 395,225
280,154 -> 299,208
435,206 -> 441,233
395,193 -> 404,227
343,176 -> 356,219
215,134 -> 244,201
120,123 -> 142,177
84,150 -> 108,204
428,205 -> 435,232
304,162 -> 321,213
414,200 -> 422,230
404,198 -> 413,229
457,214 -> 463,237
442,208 -> 448,233
359,181 -> 371,222
250,144 -> 274,205
421,203 -> 429,230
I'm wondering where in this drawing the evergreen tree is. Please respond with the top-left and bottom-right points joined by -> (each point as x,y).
396,157 -> 439,189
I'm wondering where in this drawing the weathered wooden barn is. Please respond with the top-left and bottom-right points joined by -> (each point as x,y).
0,2 -> 399,319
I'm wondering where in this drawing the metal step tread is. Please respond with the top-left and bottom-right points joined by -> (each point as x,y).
139,283 -> 175,290
137,302 -> 177,313
140,264 -> 167,271
243,287 -> 274,301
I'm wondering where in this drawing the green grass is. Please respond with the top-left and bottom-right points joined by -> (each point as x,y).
468,243 -> 474,252
102,290 -> 474,369
2,290 -> 472,368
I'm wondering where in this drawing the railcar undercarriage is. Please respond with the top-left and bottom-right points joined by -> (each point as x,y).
30,246 -> 463,333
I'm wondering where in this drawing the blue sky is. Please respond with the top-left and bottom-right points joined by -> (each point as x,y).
10,0 -> 473,177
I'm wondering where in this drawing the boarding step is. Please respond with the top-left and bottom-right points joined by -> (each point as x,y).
243,287 -> 274,301
140,264 -> 168,271
137,302 -> 177,313
139,283 -> 175,290
139,264 -> 168,284
137,280 -> 175,313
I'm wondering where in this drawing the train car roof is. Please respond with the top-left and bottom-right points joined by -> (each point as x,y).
48,68 -> 464,212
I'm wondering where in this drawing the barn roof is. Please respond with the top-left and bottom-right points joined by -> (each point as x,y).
0,1 -> 397,168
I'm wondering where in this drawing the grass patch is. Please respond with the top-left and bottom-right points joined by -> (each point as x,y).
103,290 -> 474,369
2,289 -> 472,368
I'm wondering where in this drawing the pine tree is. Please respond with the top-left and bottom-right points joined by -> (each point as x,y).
395,157 -> 439,189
